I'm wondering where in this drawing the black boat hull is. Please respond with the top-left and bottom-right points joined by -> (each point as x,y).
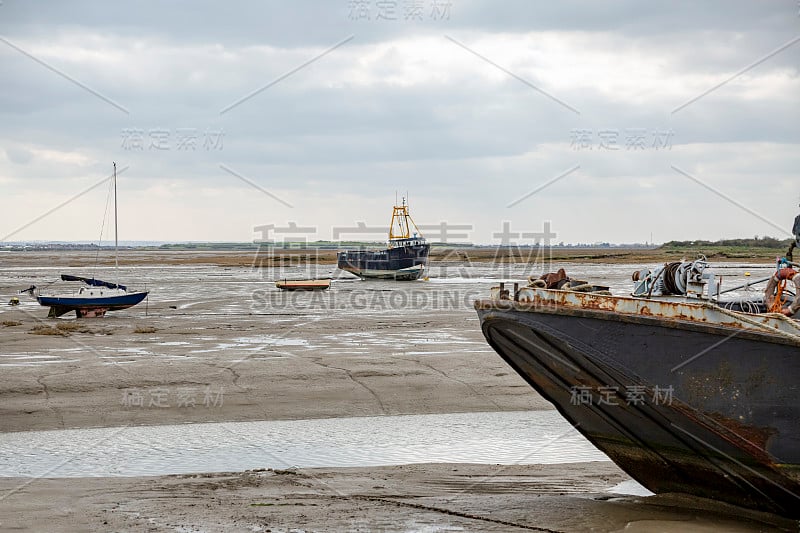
477,298 -> 800,517
337,242 -> 429,280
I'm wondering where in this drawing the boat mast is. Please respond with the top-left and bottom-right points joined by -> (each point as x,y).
113,162 -> 119,274
388,196 -> 424,242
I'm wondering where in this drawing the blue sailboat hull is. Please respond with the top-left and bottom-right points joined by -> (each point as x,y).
37,291 -> 148,318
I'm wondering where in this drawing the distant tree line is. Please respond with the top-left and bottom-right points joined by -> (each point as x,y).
661,237 -> 792,249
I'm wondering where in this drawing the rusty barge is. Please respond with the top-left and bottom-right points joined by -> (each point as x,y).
476,259 -> 800,517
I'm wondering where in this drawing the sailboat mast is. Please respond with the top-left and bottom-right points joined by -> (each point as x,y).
113,162 -> 119,272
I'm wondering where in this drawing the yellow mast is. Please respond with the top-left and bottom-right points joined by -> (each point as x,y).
389,197 -> 423,241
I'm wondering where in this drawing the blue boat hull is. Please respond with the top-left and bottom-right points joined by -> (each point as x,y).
37,292 -> 148,318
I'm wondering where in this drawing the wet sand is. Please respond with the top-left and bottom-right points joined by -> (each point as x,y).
0,305 -> 548,433
1,463 -> 794,532
0,252 -> 792,531
0,252 -> 565,432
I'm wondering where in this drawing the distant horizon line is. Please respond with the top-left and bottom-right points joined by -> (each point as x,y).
1,240 -> 662,247
1,238 -> 790,248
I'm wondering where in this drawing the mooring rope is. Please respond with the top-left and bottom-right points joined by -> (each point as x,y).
697,301 -> 800,344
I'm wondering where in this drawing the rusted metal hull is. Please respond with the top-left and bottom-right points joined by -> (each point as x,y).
476,291 -> 800,517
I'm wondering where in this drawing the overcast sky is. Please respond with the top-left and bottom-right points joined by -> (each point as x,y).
1,1 -> 798,245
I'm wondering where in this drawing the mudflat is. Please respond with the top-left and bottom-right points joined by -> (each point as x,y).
0,251 -> 550,432
0,307 -> 548,432
0,252 -> 789,532
1,463 -> 792,532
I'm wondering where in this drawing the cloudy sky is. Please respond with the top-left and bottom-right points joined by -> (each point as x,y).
1,1 -> 798,245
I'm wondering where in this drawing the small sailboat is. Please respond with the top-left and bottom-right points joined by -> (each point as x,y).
36,163 -> 149,318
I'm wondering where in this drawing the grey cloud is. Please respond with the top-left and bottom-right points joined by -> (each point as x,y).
4,146 -> 33,164
1,0 -> 798,242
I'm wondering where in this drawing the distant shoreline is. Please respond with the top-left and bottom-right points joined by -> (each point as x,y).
0,245 -> 788,267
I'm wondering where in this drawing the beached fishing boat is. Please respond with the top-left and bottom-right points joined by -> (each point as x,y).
476,258 -> 800,517
34,163 -> 149,318
275,279 -> 331,291
337,198 -> 429,280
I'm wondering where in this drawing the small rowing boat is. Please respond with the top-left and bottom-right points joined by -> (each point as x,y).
275,279 -> 331,291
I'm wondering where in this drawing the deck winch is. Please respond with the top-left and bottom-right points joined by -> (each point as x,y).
632,257 -> 717,298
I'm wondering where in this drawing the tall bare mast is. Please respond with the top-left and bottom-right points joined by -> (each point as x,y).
113,162 -> 119,273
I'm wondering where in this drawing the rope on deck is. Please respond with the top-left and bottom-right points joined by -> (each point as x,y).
698,301 -> 800,344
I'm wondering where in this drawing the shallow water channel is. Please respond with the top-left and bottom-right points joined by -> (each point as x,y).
0,411 -> 609,478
